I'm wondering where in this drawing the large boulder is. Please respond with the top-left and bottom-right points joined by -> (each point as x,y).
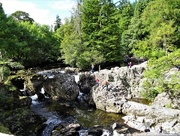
152,92 -> 180,109
43,73 -> 79,101
4,108 -> 45,136
92,85 -> 126,113
24,70 -> 80,101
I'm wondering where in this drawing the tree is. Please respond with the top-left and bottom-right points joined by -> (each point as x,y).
79,0 -> 123,69
0,2 -> 7,57
58,17 -> 82,67
10,11 -> 34,24
98,0 -> 122,63
133,0 -> 177,59
121,0 -> 151,57
54,15 -> 62,32
0,2 -> 7,81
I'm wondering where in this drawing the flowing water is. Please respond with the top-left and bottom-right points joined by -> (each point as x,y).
28,68 -> 147,135
30,92 -> 124,136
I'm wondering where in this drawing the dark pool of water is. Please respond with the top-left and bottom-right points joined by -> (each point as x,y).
45,101 -> 124,129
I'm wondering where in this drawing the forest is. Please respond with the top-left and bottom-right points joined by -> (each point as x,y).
0,0 -> 180,99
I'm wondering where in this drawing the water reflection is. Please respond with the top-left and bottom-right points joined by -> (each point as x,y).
45,101 -> 124,129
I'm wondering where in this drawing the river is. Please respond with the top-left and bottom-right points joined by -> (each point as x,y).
30,90 -> 125,136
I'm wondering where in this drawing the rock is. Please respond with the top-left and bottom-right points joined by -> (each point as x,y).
112,122 -> 139,136
88,125 -> 103,136
4,108 -> 45,136
153,92 -> 180,109
43,73 -> 79,101
78,72 -> 96,94
64,67 -> 79,74
93,61 -> 147,101
52,123 -> 81,136
112,122 -> 122,130
121,101 -> 180,134
24,72 -> 80,101
37,93 -> 45,101
18,96 -> 32,108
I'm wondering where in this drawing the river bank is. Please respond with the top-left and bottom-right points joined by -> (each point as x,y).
0,61 -> 180,135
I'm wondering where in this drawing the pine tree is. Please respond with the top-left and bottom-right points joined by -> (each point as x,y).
54,15 -> 62,32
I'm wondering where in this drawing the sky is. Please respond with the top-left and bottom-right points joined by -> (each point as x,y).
0,0 -> 135,26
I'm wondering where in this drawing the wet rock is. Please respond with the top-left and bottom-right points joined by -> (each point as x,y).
78,72 -> 96,94
24,72 -> 80,101
112,123 -> 140,136
18,96 -> 32,108
37,93 -> 45,101
52,123 -> 81,136
3,108 -> 45,136
88,125 -> 103,136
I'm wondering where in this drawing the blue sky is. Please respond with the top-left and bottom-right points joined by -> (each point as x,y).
0,0 -> 135,26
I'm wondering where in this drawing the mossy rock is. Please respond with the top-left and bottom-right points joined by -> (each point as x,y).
3,108 -> 45,136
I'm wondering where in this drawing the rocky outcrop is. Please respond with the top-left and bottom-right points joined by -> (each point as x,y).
122,104 -> 180,134
152,92 -> 180,109
91,91 -> 180,134
0,84 -> 45,136
24,70 -> 80,101
4,108 -> 45,136
89,62 -> 180,134
94,61 -> 147,98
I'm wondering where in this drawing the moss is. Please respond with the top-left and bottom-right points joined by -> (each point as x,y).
165,102 -> 172,108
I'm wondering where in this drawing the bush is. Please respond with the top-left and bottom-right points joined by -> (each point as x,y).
142,49 -> 180,100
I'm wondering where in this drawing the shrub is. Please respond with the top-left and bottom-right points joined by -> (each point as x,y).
142,49 -> 180,100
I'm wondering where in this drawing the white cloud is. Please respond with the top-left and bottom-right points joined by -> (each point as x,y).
50,0 -> 76,11
0,0 -> 54,25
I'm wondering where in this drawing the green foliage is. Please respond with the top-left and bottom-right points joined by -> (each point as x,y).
142,49 -> 180,100
165,102 -> 172,108
131,0 -> 179,59
0,124 -> 11,134
0,65 -> 10,83
10,10 -> 34,24
121,0 -> 150,56
77,0 -> 124,69
58,17 -> 82,67
0,0 -> 180,74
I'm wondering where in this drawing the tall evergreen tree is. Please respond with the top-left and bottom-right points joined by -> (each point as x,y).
79,0 -> 104,69
115,0 -> 134,56
79,0 -> 123,69
54,15 -> 62,32
98,0 -> 122,63
121,0 -> 151,57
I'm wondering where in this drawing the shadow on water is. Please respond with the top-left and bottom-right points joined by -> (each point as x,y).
45,101 -> 124,129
